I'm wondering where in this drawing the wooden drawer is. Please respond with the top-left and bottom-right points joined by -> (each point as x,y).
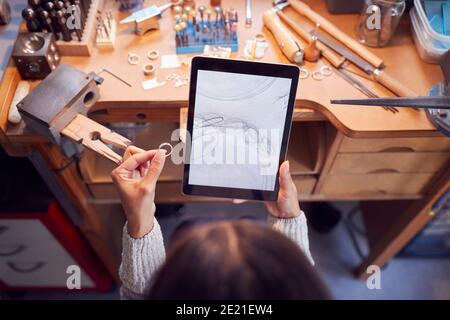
88,177 -> 316,202
320,173 -> 434,196
330,152 -> 450,174
88,182 -> 228,203
340,136 -> 450,153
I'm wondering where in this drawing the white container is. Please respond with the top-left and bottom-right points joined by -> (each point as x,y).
410,7 -> 447,63
410,0 -> 450,63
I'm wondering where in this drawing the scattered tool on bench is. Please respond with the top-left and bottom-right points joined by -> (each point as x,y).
273,0 -> 416,98
263,8 -> 304,64
332,51 -> 450,135
16,64 -> 131,164
120,1 -> 174,35
272,1 -> 344,67
281,0 -> 383,68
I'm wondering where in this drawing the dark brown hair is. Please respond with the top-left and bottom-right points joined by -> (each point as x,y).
148,220 -> 330,300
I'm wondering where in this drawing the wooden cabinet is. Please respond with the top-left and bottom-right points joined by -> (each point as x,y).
316,132 -> 450,199
80,121 -> 325,203
330,152 -> 450,174
339,136 -> 450,153
320,173 -> 433,197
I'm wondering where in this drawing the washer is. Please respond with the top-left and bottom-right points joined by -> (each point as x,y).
147,50 -> 160,60
320,65 -> 333,77
312,71 -> 324,81
299,67 -> 309,79
143,63 -> 155,75
128,52 -> 140,65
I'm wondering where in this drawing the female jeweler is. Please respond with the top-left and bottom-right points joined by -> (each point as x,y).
113,146 -> 330,299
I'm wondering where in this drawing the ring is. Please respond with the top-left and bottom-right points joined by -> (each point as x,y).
143,63 -> 155,75
147,50 -> 160,60
312,71 -> 324,81
320,65 -> 333,77
158,142 -> 173,157
299,67 -> 309,79
255,33 -> 266,42
166,73 -> 177,80
127,52 -> 140,65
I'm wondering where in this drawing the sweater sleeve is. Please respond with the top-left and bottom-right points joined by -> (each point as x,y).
267,211 -> 315,266
119,218 -> 166,300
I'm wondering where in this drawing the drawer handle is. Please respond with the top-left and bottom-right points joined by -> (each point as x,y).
0,226 -> 9,235
380,147 -> 415,153
0,244 -> 25,257
367,168 -> 401,174
7,261 -> 45,273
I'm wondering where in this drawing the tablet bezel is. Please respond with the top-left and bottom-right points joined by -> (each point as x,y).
182,57 -> 299,201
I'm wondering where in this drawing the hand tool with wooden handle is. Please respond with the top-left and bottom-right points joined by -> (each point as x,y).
332,51 -> 450,134
275,10 -> 345,68
288,0 -> 384,68
315,31 -> 417,97
263,9 -> 304,64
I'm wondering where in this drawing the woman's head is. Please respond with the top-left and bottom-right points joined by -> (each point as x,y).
148,220 -> 330,300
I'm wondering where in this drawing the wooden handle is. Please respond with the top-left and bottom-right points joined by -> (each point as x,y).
62,114 -> 131,164
289,0 -> 384,68
263,9 -> 302,63
374,70 -> 418,97
277,11 -> 345,68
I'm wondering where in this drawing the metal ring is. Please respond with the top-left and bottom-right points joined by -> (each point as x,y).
312,71 -> 324,81
143,63 -> 155,75
299,67 -> 309,79
158,142 -> 173,157
166,73 -> 177,80
147,50 -> 160,60
127,53 -> 140,65
255,33 -> 266,42
320,65 -> 333,77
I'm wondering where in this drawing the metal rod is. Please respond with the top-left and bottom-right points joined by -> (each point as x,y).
333,68 -> 398,113
331,96 -> 450,109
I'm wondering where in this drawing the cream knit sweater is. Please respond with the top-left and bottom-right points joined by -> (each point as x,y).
119,212 -> 313,300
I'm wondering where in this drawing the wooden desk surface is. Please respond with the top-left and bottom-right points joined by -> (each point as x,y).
5,0 -> 446,138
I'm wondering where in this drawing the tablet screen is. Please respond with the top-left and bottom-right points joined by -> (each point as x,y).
187,70 -> 292,191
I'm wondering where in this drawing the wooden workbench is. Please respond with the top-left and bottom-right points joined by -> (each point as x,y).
0,0 -> 449,281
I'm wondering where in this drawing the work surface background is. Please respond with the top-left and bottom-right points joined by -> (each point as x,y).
56,0 -> 442,136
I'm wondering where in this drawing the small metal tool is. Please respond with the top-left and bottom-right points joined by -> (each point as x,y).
56,10 -> 72,41
0,0 -> 11,25
245,0 -> 252,27
331,51 -> 450,136
313,29 -> 416,97
120,2 -> 173,35
331,96 -> 450,109
333,67 -> 398,113
22,8 -> 41,32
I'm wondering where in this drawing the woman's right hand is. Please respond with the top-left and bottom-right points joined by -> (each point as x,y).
264,161 -> 302,219
112,146 -> 166,238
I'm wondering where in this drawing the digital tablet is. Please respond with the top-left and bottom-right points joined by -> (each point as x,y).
182,57 -> 299,201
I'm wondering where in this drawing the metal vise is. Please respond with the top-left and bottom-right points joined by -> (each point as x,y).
17,64 -> 131,163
